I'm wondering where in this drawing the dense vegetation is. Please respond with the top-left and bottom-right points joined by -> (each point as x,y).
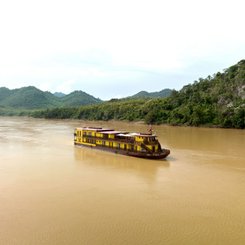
31,60 -> 245,128
1,60 -> 244,128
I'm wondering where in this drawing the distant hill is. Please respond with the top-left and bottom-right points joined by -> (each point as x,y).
0,87 -> 12,102
130,89 -> 172,98
0,86 -> 59,109
53,92 -> 66,97
60,90 -> 102,107
32,59 -> 245,128
142,59 -> 245,128
0,86 -> 102,111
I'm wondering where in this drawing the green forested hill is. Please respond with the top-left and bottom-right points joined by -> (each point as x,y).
1,86 -> 59,109
164,59 -> 245,128
0,87 -> 12,102
32,60 -> 245,128
53,92 -> 66,97
0,86 -> 101,114
130,89 -> 172,98
60,91 -> 101,107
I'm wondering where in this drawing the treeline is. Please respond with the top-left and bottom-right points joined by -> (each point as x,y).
32,60 -> 245,129
31,99 -> 147,121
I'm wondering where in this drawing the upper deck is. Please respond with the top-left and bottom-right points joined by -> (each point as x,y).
75,127 -> 157,143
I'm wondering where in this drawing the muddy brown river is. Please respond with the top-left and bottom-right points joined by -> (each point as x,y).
0,117 -> 245,245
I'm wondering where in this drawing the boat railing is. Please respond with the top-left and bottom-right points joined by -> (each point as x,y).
83,134 -> 135,143
143,139 -> 158,145
140,143 -> 153,153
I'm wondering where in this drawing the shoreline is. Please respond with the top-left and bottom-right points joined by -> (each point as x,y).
1,114 -> 244,130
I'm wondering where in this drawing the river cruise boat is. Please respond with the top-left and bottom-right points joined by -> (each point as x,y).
74,127 -> 170,159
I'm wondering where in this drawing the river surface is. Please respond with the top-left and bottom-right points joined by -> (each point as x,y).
0,117 -> 245,245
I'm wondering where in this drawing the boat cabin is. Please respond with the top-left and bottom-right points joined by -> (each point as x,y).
74,127 -> 161,153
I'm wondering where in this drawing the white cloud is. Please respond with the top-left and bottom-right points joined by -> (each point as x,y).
0,0 -> 244,99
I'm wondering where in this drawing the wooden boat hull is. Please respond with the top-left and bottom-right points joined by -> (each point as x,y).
127,149 -> 170,159
75,143 -> 170,159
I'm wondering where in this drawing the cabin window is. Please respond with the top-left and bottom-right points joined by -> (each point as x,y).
149,137 -> 155,142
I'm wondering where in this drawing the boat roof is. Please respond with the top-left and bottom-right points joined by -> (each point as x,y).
118,133 -> 156,137
77,127 -> 113,132
75,127 -> 156,137
102,131 -> 123,134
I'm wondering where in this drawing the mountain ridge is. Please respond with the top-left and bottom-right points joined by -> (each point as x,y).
1,59 -> 244,129
130,89 -> 172,98
31,59 -> 245,128
53,92 -> 66,97
0,86 -> 173,110
0,86 -> 101,110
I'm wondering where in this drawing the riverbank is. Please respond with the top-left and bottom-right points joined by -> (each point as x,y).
1,112 -> 245,131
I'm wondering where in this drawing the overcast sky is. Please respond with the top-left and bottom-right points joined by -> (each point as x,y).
0,0 -> 244,100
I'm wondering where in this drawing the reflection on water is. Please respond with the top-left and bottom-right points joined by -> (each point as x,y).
74,146 -> 170,184
0,117 -> 245,245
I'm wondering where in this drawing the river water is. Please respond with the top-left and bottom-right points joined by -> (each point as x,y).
0,117 -> 245,245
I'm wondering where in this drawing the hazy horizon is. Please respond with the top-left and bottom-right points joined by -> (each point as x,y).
1,84 -> 174,100
0,0 -> 244,100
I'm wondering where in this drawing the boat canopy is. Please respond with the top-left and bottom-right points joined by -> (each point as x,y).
118,133 -> 156,137
101,131 -> 123,134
